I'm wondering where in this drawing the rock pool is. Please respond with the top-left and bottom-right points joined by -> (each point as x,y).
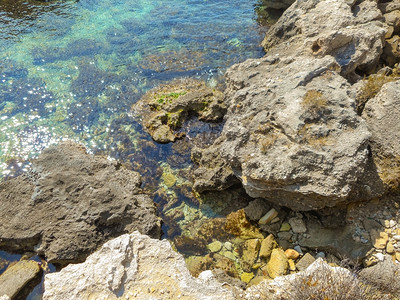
0,0 -> 265,297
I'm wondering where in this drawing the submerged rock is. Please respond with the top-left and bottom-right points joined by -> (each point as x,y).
0,142 -> 161,265
43,232 -> 236,299
0,260 -> 41,299
132,79 -> 225,143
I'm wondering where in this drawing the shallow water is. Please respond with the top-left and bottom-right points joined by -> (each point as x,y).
0,0 -> 264,177
0,0 -> 265,296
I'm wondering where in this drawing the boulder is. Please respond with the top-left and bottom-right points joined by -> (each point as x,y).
220,55 -> 377,210
132,78 -> 225,143
192,0 -> 390,210
0,142 -> 161,265
43,232 -> 236,299
362,80 -> 400,190
262,0 -> 387,78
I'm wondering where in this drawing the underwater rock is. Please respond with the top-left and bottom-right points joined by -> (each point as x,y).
259,234 -> 278,259
224,209 -> 264,239
362,80 -> 400,191
191,137 -> 240,193
266,248 -> 288,279
240,239 -> 261,272
0,260 -> 41,299
0,142 -> 161,265
132,78 -> 225,143
43,232 -> 237,299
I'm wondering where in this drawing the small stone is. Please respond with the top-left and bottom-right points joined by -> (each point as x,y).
259,208 -> 278,225
241,239 -> 261,272
374,253 -> 385,261
390,220 -> 396,228
220,251 -> 236,262
266,248 -> 288,279
288,259 -> 296,271
244,199 -> 270,222
284,249 -> 300,260
294,245 -> 303,255
296,253 -> 315,271
224,242 -> 233,251
371,230 -> 389,249
271,217 -> 280,224
207,241 -> 222,253
387,242 -> 395,254
384,220 -> 391,228
277,231 -> 292,241
259,234 -> 277,259
315,252 -> 326,259
241,272 -> 255,283
280,223 -> 291,232
162,173 -> 177,188
288,217 -> 307,233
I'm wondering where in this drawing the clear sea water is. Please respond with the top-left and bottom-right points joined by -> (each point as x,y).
0,0 -> 265,297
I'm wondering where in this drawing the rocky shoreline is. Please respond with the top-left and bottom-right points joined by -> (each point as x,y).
2,0 -> 400,299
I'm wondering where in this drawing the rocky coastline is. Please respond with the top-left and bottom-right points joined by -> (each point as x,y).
2,0 -> 400,299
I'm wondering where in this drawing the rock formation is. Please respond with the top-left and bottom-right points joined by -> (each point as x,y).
132,78 -> 225,143
43,232 -> 237,299
192,0 -> 389,210
0,142 -> 161,265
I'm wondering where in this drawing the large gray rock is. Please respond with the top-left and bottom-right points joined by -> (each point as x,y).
43,232 -> 237,299
192,0 -> 388,210
362,80 -> 400,190
262,0 -> 387,78
219,55 -> 378,210
0,142 -> 161,265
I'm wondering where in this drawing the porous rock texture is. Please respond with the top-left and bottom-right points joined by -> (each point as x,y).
363,79 -> 400,190
0,142 -> 161,265
43,232 -> 237,300
192,0 -> 388,210
132,78 -> 225,143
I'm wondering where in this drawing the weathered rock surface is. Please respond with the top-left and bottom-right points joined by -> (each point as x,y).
132,78 -> 225,143
192,0 -> 388,210
262,0 -> 387,78
43,232 -> 237,299
298,221 -> 371,262
363,80 -> 400,190
359,255 -> 400,297
246,258 -> 375,299
261,0 -> 294,10
0,142 -> 161,265
0,260 -> 41,299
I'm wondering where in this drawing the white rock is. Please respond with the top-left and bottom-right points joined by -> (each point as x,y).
43,232 -> 236,299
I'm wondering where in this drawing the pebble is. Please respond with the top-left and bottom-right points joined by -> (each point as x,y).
315,252 -> 325,259
386,242 -> 395,254
288,217 -> 307,233
259,208 -> 278,225
284,249 -> 300,260
207,241 -> 222,253
294,245 -> 303,255
279,223 -> 291,232
374,253 -> 385,261
224,242 -> 233,251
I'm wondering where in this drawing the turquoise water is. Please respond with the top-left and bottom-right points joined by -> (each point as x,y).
0,0 -> 265,296
0,0 -> 265,178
